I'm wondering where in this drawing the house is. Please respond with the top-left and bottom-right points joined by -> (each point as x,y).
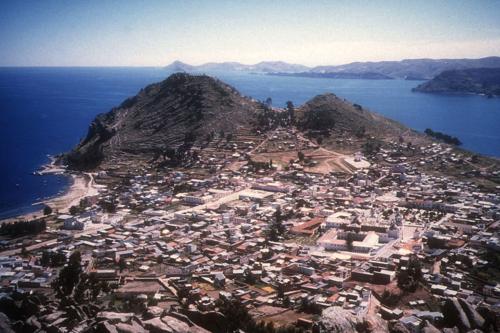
63,218 -> 85,230
400,315 -> 423,333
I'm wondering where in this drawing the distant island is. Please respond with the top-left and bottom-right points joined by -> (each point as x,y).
413,68 -> 500,97
301,56 -> 500,80
268,71 -> 393,80
164,60 -> 310,73
166,56 -> 500,81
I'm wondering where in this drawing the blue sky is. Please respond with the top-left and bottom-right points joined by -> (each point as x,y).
1,0 -> 500,66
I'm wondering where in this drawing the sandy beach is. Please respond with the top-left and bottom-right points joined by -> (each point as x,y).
0,165 -> 98,223
43,172 -> 98,213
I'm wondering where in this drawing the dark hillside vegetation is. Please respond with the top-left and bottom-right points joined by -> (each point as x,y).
424,128 -> 462,145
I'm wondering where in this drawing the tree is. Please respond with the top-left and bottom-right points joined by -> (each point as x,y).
79,197 -> 91,209
286,101 -> 295,123
51,251 -> 67,267
397,255 -> 422,292
40,250 -> 66,267
216,298 -> 254,333
73,271 -> 109,304
275,207 -> 285,235
362,139 -> 381,156
52,251 -> 82,296
355,126 -> 366,138
265,97 -> 273,107
41,250 -> 51,266
69,205 -> 79,215
157,255 -> 164,273
283,295 -> 291,307
73,274 -> 87,303
0,219 -> 46,237
119,257 -> 127,273
297,151 -> 305,162
277,283 -> 285,300
302,108 -> 335,131
244,269 -> 256,285
346,232 -> 356,251
424,128 -> 462,145
43,205 -> 53,215
99,200 -> 116,213
267,207 -> 286,242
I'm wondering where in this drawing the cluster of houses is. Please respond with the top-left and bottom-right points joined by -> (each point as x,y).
0,137 -> 499,332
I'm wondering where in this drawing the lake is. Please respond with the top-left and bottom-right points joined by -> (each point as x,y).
1,67 -> 499,218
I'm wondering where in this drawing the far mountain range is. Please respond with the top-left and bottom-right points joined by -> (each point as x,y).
166,56 -> 500,80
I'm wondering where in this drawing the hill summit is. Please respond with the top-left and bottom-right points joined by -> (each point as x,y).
64,73 -> 264,169
297,93 -> 406,136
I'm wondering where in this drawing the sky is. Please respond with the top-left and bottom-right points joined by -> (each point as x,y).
1,0 -> 500,66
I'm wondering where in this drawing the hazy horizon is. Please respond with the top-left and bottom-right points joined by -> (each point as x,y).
1,0 -> 500,67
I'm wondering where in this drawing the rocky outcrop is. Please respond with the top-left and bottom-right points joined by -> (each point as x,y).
318,306 -> 370,332
0,312 -> 15,333
458,299 -> 485,330
442,297 -> 487,332
0,289 -> 208,333
141,314 -> 210,333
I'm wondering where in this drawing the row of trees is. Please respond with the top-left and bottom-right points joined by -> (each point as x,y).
256,100 -> 296,130
424,128 -> 462,145
0,219 -> 46,237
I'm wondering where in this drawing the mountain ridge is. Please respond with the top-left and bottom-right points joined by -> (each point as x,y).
306,56 -> 500,79
164,60 -> 310,73
167,56 -> 500,79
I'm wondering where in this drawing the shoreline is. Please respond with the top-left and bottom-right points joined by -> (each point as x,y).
0,161 -> 98,224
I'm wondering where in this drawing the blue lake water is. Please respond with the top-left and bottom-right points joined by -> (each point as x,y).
1,67 -> 499,219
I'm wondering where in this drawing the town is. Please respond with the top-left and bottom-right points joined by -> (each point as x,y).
0,122 -> 499,333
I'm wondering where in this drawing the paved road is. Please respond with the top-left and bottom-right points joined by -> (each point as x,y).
159,186 -> 253,220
